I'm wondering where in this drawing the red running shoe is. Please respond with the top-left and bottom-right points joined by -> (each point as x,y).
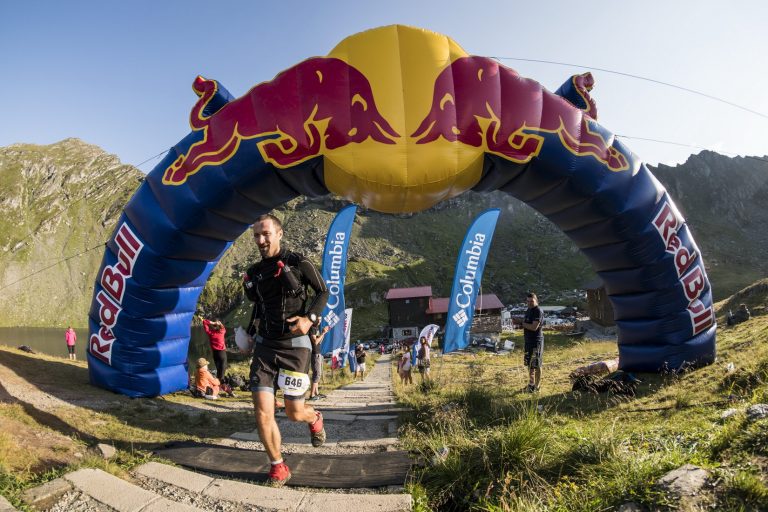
309,411 -> 326,447
266,462 -> 291,487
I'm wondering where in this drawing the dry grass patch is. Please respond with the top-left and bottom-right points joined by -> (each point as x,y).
0,404 -> 80,476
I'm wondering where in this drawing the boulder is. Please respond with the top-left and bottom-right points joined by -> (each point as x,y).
96,443 -> 117,460
617,502 -> 645,512
657,464 -> 709,497
746,403 -> 768,421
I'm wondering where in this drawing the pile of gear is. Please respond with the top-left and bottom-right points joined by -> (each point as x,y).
571,371 -> 642,397
569,358 -> 641,397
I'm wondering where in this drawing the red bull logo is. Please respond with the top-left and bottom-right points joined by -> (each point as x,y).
411,57 -> 629,172
162,58 -> 400,185
160,25 -> 632,212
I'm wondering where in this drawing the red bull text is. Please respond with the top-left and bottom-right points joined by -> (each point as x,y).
90,223 -> 144,364
652,200 -> 714,335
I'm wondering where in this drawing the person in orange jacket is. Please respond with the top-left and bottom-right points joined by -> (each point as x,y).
195,358 -> 220,399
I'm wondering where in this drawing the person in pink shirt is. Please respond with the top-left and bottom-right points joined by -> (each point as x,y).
65,326 -> 77,360
202,317 -> 227,380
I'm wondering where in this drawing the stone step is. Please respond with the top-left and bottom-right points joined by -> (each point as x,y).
33,463 -> 413,512
134,461 -> 412,511
28,468 -> 203,512
0,495 -> 17,512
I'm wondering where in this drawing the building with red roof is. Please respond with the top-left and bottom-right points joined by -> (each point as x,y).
385,286 -> 432,343
385,287 -> 503,344
427,294 -> 504,337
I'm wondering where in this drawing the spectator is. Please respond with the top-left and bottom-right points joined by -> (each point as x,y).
201,317 -> 227,379
355,343 -> 367,380
195,358 -> 220,399
417,336 -> 431,382
65,326 -> 77,361
309,326 -> 330,401
522,292 -> 544,393
398,350 -> 413,385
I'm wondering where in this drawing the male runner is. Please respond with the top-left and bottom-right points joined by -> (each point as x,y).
242,213 -> 329,486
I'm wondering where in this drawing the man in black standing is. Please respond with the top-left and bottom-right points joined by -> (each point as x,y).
242,213 -> 329,487
522,292 -> 544,393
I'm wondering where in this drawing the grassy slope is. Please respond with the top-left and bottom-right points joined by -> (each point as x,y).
395,313 -> 768,511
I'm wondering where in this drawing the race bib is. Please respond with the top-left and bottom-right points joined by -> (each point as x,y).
277,368 -> 309,397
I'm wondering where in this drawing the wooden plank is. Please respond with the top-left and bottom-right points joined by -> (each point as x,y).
154,442 -> 412,488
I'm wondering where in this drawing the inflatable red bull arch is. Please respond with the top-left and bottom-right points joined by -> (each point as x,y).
88,25 -> 716,397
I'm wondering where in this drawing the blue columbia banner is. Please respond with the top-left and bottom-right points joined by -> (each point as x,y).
319,205 -> 357,354
443,209 -> 501,353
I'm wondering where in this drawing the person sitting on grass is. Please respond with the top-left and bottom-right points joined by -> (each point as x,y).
195,357 -> 220,399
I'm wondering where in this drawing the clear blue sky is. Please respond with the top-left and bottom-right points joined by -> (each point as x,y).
1,0 -> 766,171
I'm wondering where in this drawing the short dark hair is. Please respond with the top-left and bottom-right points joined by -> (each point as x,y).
527,292 -> 537,301
254,213 -> 282,231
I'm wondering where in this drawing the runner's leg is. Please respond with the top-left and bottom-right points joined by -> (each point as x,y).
253,391 -> 282,462
285,399 -> 317,424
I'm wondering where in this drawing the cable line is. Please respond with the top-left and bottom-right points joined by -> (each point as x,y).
0,150 -> 169,294
8,149 -> 167,249
616,134 -> 768,164
492,56 -> 768,120
0,242 -> 107,292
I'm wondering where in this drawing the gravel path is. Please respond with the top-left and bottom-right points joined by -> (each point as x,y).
16,353 -> 410,511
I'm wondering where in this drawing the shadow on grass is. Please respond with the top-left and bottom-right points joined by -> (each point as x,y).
0,349 -> 255,448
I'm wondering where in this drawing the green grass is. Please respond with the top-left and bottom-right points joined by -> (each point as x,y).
719,470 -> 768,510
394,315 -> 768,511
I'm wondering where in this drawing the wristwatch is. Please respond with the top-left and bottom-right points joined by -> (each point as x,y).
308,312 -> 318,324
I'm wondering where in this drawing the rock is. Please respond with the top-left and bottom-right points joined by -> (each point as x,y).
21,477 -> 72,510
0,494 -> 15,512
96,443 -> 117,459
657,464 -> 710,497
431,446 -> 449,465
746,403 -> 768,421
720,408 -> 739,420
617,502 -> 645,512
